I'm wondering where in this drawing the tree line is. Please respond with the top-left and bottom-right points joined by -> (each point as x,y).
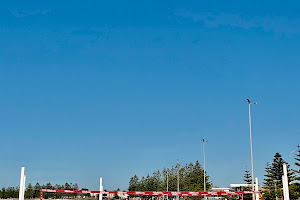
243,148 -> 300,200
128,161 -> 212,192
0,182 -> 84,199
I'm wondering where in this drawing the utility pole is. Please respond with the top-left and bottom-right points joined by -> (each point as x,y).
167,172 -> 168,192
274,180 -> 279,200
177,160 -> 180,200
203,139 -> 208,200
247,99 -> 257,200
166,170 -> 168,200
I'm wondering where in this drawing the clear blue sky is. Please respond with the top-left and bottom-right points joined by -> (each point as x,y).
1,0 -> 300,191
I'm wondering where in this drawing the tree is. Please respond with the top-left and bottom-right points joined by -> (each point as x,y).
1,188 -> 6,199
127,161 -> 212,193
33,182 -> 41,198
128,175 -> 139,191
242,166 -> 252,200
5,187 -> 18,198
73,183 -> 79,190
293,146 -> 300,181
244,166 -> 252,185
25,183 -> 34,199
290,146 -> 300,200
64,182 -> 71,190
263,153 -> 294,200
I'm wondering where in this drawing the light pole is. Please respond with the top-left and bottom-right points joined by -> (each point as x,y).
247,99 -> 257,200
165,170 -> 168,200
202,139 -> 208,195
176,160 -> 180,200
166,171 -> 168,192
273,180 -> 279,200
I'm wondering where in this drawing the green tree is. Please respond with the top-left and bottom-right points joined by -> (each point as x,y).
1,188 -> 6,199
244,166 -> 251,185
64,182 -> 72,190
33,183 -> 41,198
25,183 -> 34,199
243,166 -> 252,200
293,147 -> 300,181
73,183 -> 79,190
290,146 -> 300,200
127,160 -> 212,193
6,187 -> 18,198
128,175 -> 139,191
263,153 -> 294,200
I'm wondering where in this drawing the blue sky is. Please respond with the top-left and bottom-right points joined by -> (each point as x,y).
1,0 -> 300,190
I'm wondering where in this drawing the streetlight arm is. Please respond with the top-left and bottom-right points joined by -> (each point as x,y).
289,149 -> 300,157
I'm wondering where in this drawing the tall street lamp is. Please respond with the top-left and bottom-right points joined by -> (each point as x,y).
247,99 -> 257,200
166,170 -> 168,200
176,160 -> 180,200
202,139 -> 208,194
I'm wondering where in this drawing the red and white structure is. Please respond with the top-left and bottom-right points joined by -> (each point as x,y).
40,189 -> 262,200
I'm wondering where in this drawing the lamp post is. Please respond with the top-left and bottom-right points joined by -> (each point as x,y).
167,172 -> 168,192
176,160 -> 180,200
247,99 -> 257,200
273,180 -> 279,200
166,171 -> 168,200
202,139 -> 208,198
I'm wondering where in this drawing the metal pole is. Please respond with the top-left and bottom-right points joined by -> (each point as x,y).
177,161 -> 179,192
274,181 -> 278,200
203,139 -> 206,192
167,171 -> 168,200
247,100 -> 255,200
282,164 -> 289,200
19,167 -> 26,200
177,160 -> 180,200
100,177 -> 103,200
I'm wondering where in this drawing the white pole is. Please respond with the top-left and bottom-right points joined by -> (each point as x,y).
176,160 -> 179,200
19,167 -> 26,200
166,172 -> 168,200
255,178 -> 259,200
167,172 -> 168,192
23,175 -> 26,200
203,139 -> 207,200
203,140 -> 206,192
282,175 -> 286,200
177,161 -> 179,192
100,177 -> 103,200
282,164 -> 289,200
247,100 -> 255,200
274,181 -> 278,200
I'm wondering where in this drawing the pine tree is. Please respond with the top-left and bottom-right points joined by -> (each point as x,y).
127,161 -> 212,192
242,166 -> 252,200
1,188 -> 6,199
25,183 -> 34,198
263,153 -> 295,200
244,166 -> 252,185
33,182 -> 41,198
290,145 -> 300,200
293,145 -> 300,181
128,175 -> 139,191
264,161 -> 273,188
